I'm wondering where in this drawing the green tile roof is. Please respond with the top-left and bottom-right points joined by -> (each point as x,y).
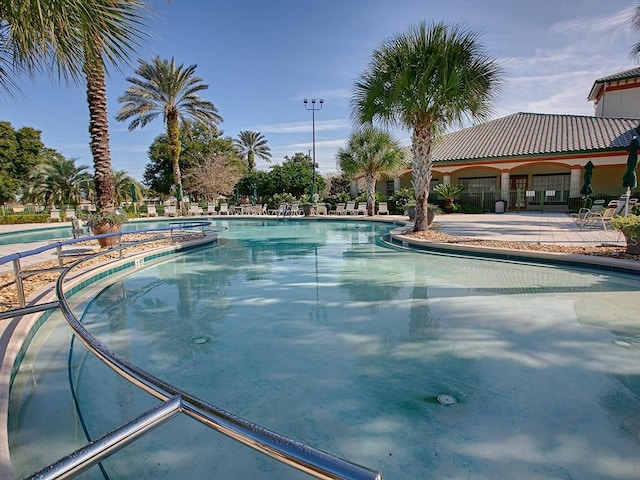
587,67 -> 640,100
431,112 -> 640,163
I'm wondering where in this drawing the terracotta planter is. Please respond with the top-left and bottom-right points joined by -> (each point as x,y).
91,222 -> 121,247
621,231 -> 640,254
427,209 -> 437,226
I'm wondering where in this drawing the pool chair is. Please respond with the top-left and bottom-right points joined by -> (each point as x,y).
64,209 -> 76,221
289,203 -> 303,216
146,205 -> 158,217
377,202 -> 389,215
165,205 -> 178,217
218,203 -> 229,215
329,203 -> 345,215
207,202 -> 217,215
71,217 -> 87,239
345,201 -> 356,215
356,203 -> 367,215
188,204 -> 203,216
571,199 -> 604,227
49,208 -> 61,222
581,204 -> 617,230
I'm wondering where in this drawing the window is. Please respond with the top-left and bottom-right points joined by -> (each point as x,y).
531,174 -> 570,201
459,176 -> 497,193
386,180 -> 395,197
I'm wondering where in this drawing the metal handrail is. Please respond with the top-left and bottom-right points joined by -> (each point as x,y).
15,230 -> 382,480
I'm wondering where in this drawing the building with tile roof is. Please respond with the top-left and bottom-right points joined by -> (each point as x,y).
367,68 -> 640,212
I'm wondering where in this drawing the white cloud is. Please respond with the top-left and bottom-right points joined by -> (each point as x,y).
551,7 -> 634,37
255,118 -> 350,134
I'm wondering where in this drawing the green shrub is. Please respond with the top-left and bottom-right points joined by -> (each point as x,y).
0,213 -> 49,224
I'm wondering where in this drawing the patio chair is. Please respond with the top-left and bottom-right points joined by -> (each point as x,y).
582,205 -> 617,230
345,201 -> 356,215
165,205 -> 178,217
64,209 -> 76,221
218,203 -> 229,215
571,199 -> 605,227
356,203 -> 367,215
289,203 -> 303,216
188,204 -> 203,216
329,203 -> 345,215
49,208 -> 61,222
71,217 -> 87,239
377,202 -> 389,215
207,202 -> 217,215
146,205 -> 158,217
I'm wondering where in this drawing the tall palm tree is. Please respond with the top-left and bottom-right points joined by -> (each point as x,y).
116,56 -> 222,213
234,130 -> 271,172
336,127 -> 406,216
352,21 -> 502,231
631,3 -> 640,60
2,0 -> 148,216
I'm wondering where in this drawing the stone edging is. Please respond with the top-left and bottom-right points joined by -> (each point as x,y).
386,226 -> 640,276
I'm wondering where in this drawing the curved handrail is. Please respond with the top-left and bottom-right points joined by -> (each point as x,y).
45,238 -> 382,480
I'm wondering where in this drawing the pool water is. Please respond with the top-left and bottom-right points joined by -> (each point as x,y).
9,219 -> 640,479
0,219 -> 184,245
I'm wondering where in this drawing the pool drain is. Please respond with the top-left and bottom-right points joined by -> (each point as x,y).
437,394 -> 457,406
193,337 -> 208,345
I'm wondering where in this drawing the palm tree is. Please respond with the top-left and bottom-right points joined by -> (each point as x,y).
234,130 -> 272,172
336,127 -> 406,216
352,21 -> 502,231
631,4 -> 640,60
113,169 -> 142,206
23,155 -> 92,207
2,0 -> 148,217
116,56 -> 222,213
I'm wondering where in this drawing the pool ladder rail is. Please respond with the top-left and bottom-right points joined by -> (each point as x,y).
1,226 -> 383,480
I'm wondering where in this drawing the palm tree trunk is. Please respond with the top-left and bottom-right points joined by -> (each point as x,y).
411,123 -> 433,232
248,151 -> 255,172
365,172 -> 376,216
167,112 -> 184,213
84,58 -> 115,214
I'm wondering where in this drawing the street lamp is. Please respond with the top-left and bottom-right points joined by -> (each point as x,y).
303,98 -> 323,201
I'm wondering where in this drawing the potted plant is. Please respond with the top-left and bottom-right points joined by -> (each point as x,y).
406,202 -> 440,225
88,210 -> 128,247
433,183 -> 465,213
610,215 -> 640,254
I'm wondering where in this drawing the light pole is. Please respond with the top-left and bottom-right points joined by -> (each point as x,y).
303,98 -> 323,201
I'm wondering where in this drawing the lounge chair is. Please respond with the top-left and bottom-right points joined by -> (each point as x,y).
329,203 -> 345,215
49,208 -> 61,222
356,203 -> 367,215
571,199 -> 605,227
218,203 -> 229,215
207,203 -> 217,215
71,217 -> 87,239
582,204 -> 617,230
188,204 -> 203,216
289,203 -> 303,216
165,205 -> 177,217
146,205 -> 158,217
345,201 -> 356,215
64,209 -> 76,221
377,202 -> 389,215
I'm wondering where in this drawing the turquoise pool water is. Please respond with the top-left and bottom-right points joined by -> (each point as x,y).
0,219 -> 184,245
8,219 -> 640,479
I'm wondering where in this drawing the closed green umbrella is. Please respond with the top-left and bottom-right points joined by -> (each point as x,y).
623,137 -> 638,215
579,160 -> 594,197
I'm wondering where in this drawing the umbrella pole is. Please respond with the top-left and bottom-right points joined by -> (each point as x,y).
626,187 -> 631,216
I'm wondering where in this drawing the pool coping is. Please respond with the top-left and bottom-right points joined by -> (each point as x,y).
386,226 -> 640,275
0,234 -> 217,480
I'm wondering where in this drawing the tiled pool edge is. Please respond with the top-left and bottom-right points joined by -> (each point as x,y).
0,235 -> 217,480
385,227 -> 640,276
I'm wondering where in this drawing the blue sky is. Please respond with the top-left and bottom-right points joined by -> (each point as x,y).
2,0 -> 639,182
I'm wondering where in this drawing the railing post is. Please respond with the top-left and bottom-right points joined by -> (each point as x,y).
540,190 -> 545,213
13,258 -> 26,308
57,245 -> 64,267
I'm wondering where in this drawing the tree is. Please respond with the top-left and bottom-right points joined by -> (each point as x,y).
352,21 -> 502,231
113,169 -> 141,206
183,152 -> 244,202
117,56 -> 223,213
631,4 -> 640,60
336,127 -> 406,215
234,130 -> 272,172
2,0 -> 148,221
143,122 -> 237,195
0,121 -> 45,202
23,154 -> 92,206
268,152 -> 326,198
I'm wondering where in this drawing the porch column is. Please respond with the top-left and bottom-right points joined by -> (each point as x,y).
500,172 -> 510,200
350,180 -> 359,198
570,167 -> 581,197
443,175 -> 451,186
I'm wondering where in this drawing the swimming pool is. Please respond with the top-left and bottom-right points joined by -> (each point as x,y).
8,219 -> 640,479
